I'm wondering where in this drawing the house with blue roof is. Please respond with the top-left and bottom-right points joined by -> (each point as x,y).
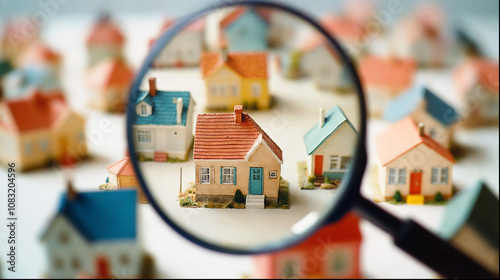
384,84 -> 460,148
2,66 -> 61,99
303,106 -> 358,182
41,187 -> 145,278
220,7 -> 270,51
133,77 -> 194,161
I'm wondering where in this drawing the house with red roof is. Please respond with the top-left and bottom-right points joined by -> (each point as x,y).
0,90 -> 87,171
86,15 -> 125,67
253,212 -> 362,278
454,58 -> 499,127
106,157 -> 148,203
193,105 -> 282,209
149,18 -> 205,68
200,47 -> 270,110
86,58 -> 134,113
376,117 -> 455,204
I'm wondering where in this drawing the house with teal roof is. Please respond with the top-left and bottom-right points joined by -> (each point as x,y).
384,84 -> 459,148
303,106 -> 358,181
41,187 -> 145,278
220,7 -> 270,51
438,180 -> 499,275
132,77 -> 194,161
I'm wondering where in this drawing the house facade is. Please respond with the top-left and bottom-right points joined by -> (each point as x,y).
86,15 -> 125,67
106,157 -> 148,204
304,106 -> 358,181
132,77 -> 194,161
220,7 -> 270,51
253,212 -> 362,279
0,90 -> 87,171
376,117 -> 455,203
193,105 -> 282,208
200,49 -> 270,110
384,85 -> 459,149
42,189 -> 144,278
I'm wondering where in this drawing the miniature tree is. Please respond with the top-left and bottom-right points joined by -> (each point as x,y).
434,191 -> 444,202
393,190 -> 403,202
233,189 -> 245,204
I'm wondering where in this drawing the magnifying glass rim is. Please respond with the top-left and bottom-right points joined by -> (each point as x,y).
126,0 -> 367,255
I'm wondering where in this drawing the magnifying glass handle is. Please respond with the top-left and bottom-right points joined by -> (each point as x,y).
354,196 -> 496,278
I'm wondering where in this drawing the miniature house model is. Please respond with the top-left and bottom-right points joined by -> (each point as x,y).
132,77 -> 194,161
86,58 -> 134,113
106,157 -> 148,204
454,58 -> 499,127
319,15 -> 368,60
254,212 -> 362,279
150,18 -> 205,68
41,187 -> 145,278
0,19 -> 40,65
86,15 -> 125,67
359,55 -> 416,117
303,106 -> 358,182
0,90 -> 87,171
193,105 -> 282,209
438,180 -> 499,276
376,117 -> 455,203
220,7 -> 271,51
384,85 -> 459,149
200,48 -> 270,110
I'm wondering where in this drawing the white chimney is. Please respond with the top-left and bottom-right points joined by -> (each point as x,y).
418,122 -> 425,136
220,46 -> 228,62
176,98 -> 183,124
319,107 -> 325,128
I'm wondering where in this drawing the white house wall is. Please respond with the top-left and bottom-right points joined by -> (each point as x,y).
302,46 -> 343,90
154,31 -> 203,67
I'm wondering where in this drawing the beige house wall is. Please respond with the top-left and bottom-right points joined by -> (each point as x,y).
0,129 -> 20,166
195,143 -> 281,200
54,112 -> 88,160
18,130 -> 53,170
379,143 -> 453,199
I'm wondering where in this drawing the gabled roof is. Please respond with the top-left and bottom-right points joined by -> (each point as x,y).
86,17 -> 125,47
19,42 -> 61,67
43,190 -> 137,242
200,52 -> 267,79
376,117 -> 455,166
0,89 -> 69,134
194,111 -> 282,162
87,59 -> 133,89
220,7 -> 271,29
454,58 -> 499,94
149,18 -> 205,49
439,180 -> 498,249
133,90 -> 191,126
383,85 -> 459,127
359,55 -> 416,92
303,106 -> 357,155
106,157 -> 136,176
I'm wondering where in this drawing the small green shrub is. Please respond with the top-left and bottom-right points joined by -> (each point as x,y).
233,189 -> 245,204
324,176 -> 329,183
98,184 -> 109,191
308,175 -> 316,184
434,192 -> 444,202
393,191 -> 403,203
179,197 -> 198,207
226,202 -> 235,209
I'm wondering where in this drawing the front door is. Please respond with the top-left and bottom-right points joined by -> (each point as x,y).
314,155 -> 323,176
410,171 -> 422,195
249,167 -> 263,195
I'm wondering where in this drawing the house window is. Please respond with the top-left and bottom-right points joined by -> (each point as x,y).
388,168 -> 406,184
137,130 -> 152,143
40,139 -> 49,151
281,260 -> 300,279
429,128 -> 437,139
219,85 -> 226,96
330,156 -> 351,170
210,84 -> 217,96
231,85 -> 239,97
120,254 -> 130,266
53,257 -> 64,269
201,167 -> 210,184
59,232 -> 69,244
222,167 -> 234,184
25,142 -> 32,155
72,257 -> 81,270
140,104 -> 147,116
251,83 -> 261,97
327,250 -> 351,276
269,171 -> 277,179
431,167 -> 449,184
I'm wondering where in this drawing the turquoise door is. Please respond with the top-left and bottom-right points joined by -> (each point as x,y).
249,167 -> 263,195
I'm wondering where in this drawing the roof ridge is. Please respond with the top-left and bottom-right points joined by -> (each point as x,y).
244,113 -> 283,161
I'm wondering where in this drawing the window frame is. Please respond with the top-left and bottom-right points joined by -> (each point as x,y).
222,167 -> 234,184
251,83 -> 261,97
431,167 -> 449,184
269,170 -> 278,179
200,167 -> 211,184
388,168 -> 406,185
137,130 -> 152,143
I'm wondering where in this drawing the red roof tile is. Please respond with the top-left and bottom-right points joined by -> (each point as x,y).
220,7 -> 271,29
0,89 -> 69,134
200,51 -> 267,79
359,55 -> 416,92
106,157 -> 136,176
87,59 -> 133,89
376,117 -> 455,166
454,58 -> 499,95
194,111 -> 282,161
86,18 -> 125,46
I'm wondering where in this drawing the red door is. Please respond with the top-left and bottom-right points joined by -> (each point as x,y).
314,155 -> 323,176
410,172 -> 422,195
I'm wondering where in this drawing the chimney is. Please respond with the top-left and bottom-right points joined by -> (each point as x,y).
176,98 -> 183,124
66,180 -> 78,200
234,105 -> 243,123
418,122 -> 425,136
148,77 -> 157,97
319,107 -> 325,128
220,35 -> 228,62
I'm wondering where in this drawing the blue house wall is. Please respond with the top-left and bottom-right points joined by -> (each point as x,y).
224,10 -> 269,51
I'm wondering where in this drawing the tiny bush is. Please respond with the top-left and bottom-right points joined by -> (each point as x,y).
393,190 -> 403,202
308,175 -> 316,184
233,189 -> 245,204
324,176 -> 329,183
434,192 -> 444,202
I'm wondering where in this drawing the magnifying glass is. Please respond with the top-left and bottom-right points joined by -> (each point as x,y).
126,1 -> 495,278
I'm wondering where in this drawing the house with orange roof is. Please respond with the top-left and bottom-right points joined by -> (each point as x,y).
359,55 -> 416,117
319,15 -> 367,60
193,105 -> 282,209
219,7 -> 271,51
200,48 -> 270,110
375,117 -> 455,204
454,58 -> 499,127
105,157 -> 148,203
253,212 -> 362,278
86,58 -> 134,113
0,19 -> 40,65
86,15 -> 125,67
150,18 -> 205,68
0,90 -> 87,171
